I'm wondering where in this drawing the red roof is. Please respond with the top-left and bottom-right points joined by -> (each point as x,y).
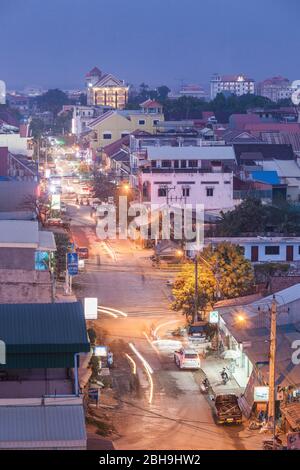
85,67 -> 102,78
245,123 -> 300,133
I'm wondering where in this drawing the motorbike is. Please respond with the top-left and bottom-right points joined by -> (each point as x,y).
220,368 -> 229,385
201,377 -> 210,393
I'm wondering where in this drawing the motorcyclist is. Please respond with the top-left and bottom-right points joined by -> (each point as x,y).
221,367 -> 229,384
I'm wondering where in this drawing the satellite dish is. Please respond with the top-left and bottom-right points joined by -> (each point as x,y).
291,80 -> 300,105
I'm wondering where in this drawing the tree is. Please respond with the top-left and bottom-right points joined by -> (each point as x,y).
172,242 -> 254,320
92,173 -> 117,201
217,198 -> 300,236
30,117 -> 45,139
54,232 -> 70,279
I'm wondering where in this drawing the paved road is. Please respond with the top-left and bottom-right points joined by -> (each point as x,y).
66,203 -> 263,450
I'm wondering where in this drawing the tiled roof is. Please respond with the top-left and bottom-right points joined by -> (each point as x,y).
85,67 -> 102,77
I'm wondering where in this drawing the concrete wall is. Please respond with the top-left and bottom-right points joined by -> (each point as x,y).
141,171 -> 234,212
0,270 -> 53,303
0,248 -> 35,270
242,242 -> 300,263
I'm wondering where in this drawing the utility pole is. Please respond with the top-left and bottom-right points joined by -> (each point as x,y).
268,296 -> 277,446
194,255 -> 198,323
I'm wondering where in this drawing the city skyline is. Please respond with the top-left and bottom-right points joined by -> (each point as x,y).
1,0 -> 300,90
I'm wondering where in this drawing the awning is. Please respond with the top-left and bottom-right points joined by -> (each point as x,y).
281,403 -> 300,431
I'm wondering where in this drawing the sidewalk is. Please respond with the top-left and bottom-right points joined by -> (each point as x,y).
201,356 -> 244,396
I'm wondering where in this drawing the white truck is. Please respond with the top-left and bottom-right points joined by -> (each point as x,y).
174,347 -> 201,370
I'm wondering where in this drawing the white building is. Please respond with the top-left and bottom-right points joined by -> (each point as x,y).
0,80 -> 6,105
210,74 -> 255,100
257,77 -> 292,103
138,144 -> 236,213
205,237 -> 300,263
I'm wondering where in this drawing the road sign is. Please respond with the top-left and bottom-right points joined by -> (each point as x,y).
88,388 -> 100,402
209,310 -> 219,324
67,252 -> 79,276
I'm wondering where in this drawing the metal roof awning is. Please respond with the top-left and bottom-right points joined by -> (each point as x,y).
38,231 -> 56,252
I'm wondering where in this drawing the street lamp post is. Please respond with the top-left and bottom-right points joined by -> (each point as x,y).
194,256 -> 198,324
268,296 -> 277,447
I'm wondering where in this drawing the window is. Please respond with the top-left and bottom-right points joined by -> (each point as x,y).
153,120 -> 159,125
138,119 -> 145,125
174,160 -> 179,169
151,160 -> 157,168
121,132 -> 130,138
158,187 -> 167,197
188,160 -> 198,168
206,187 -> 214,197
182,187 -> 190,197
161,160 -> 172,168
265,246 -> 280,255
103,133 -> 112,140
181,160 -> 187,169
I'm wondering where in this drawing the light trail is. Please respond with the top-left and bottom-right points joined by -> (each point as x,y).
153,319 -> 182,338
124,353 -> 137,374
99,306 -> 128,317
129,342 -> 154,404
97,308 -> 118,318
143,331 -> 160,355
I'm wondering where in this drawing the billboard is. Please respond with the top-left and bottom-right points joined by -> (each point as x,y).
84,297 -> 98,320
51,194 -> 61,210
254,386 -> 269,402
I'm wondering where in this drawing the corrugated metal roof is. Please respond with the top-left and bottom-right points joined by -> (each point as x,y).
38,231 -> 56,251
0,220 -> 39,246
0,302 -> 90,353
146,145 -> 236,161
0,405 -> 86,449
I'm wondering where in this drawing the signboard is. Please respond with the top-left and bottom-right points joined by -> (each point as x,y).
94,345 -> 107,357
51,194 -> 61,211
209,310 -> 219,324
67,252 -> 79,276
88,388 -> 100,402
254,386 -> 269,402
84,297 -> 98,320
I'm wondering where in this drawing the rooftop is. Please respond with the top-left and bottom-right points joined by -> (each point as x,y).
0,220 -> 55,250
145,145 -> 236,161
0,401 -> 86,449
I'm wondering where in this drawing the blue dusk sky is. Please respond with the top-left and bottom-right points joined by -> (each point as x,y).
0,0 -> 299,90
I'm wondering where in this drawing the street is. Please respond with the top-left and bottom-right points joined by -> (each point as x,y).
67,199 -> 263,450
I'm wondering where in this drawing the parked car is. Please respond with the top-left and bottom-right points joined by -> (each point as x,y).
174,347 -> 201,370
45,218 -> 63,227
76,246 -> 89,259
214,394 -> 242,425
188,321 -> 209,340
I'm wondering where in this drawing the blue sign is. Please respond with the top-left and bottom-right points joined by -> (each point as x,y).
67,252 -> 79,276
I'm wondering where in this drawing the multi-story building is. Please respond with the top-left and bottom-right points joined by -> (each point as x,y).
132,137 -> 236,214
210,73 -> 255,99
256,76 -> 292,103
85,66 -> 129,109
84,100 -> 164,156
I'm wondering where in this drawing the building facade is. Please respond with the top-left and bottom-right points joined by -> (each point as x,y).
210,73 -> 255,99
136,142 -> 236,213
256,76 -> 292,103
